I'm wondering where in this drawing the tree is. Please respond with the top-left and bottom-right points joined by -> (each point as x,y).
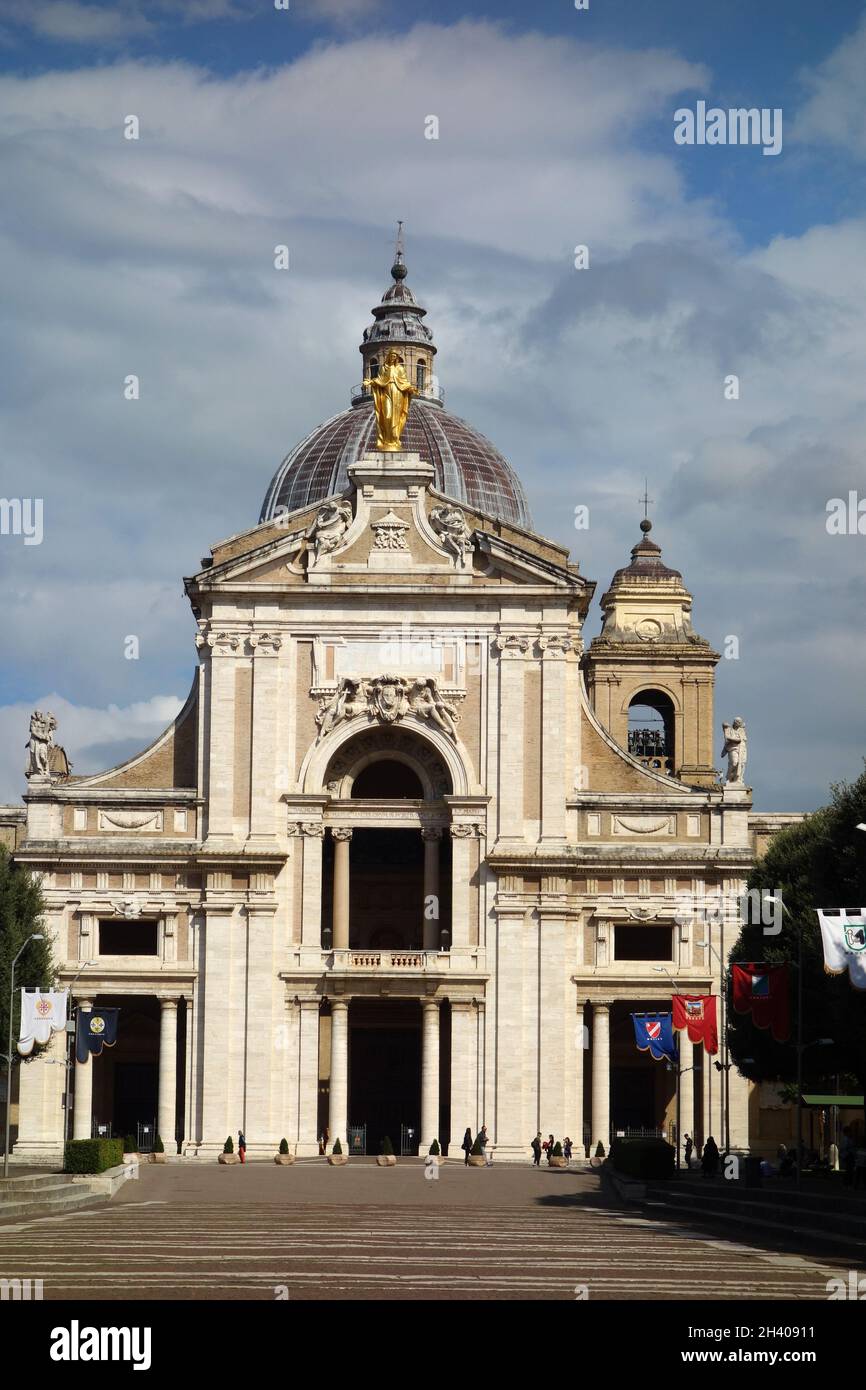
728,765 -> 866,1135
0,846 -> 54,1058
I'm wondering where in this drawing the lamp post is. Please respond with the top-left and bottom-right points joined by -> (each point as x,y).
695,936 -> 730,1155
3,933 -> 45,1179
651,964 -> 693,1169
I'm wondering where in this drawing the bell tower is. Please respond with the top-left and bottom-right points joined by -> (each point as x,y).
583,516 -> 720,787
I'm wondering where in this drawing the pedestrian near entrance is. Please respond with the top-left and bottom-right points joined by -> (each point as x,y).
545,1133 -> 555,1165
462,1127 -> 473,1166
563,1136 -> 573,1163
531,1132 -> 542,1166
701,1135 -> 719,1178
479,1124 -> 490,1163
684,1133 -> 693,1169
238,1130 -> 246,1164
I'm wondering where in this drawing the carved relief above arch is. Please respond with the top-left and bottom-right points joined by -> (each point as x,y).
300,718 -> 471,800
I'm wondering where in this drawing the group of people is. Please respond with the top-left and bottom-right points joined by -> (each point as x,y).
530,1133 -> 574,1165
683,1133 -> 720,1176
461,1125 -> 493,1164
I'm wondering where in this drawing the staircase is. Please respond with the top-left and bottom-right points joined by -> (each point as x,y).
0,1171 -> 114,1223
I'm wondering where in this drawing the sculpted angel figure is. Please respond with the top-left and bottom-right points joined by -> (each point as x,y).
430,504 -> 474,561
307,499 -> 353,565
316,678 -> 364,739
721,716 -> 748,785
25,710 -> 55,778
363,349 -> 417,450
410,678 -> 459,739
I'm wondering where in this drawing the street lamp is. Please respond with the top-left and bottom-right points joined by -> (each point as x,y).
651,965 -> 697,1169
3,933 -> 45,1180
695,936 -> 731,1156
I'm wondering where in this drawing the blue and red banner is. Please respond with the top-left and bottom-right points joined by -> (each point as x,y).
632,1012 -> 679,1063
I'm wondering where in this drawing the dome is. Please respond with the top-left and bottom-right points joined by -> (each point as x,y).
259,228 -> 533,531
260,396 -> 532,529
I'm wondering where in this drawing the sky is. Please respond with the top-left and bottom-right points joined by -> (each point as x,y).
0,0 -> 864,809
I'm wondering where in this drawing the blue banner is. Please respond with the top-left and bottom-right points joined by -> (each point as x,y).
632,1012 -> 679,1064
76,1007 -> 120,1062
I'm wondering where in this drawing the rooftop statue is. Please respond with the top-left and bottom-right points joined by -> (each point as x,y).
721,716 -> 748,785
363,349 -> 417,451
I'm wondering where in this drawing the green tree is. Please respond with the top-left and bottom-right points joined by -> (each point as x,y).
0,846 -> 54,1058
728,766 -> 866,1134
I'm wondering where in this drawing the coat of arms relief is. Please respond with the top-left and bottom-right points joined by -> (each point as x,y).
315,675 -> 460,742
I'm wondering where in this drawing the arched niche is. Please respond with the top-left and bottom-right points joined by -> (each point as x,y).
320,726 -> 453,801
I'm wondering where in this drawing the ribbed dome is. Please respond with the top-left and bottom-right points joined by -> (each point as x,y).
259,231 -> 533,531
259,396 -> 533,530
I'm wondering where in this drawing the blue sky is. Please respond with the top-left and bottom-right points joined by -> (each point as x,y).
0,0 -> 865,808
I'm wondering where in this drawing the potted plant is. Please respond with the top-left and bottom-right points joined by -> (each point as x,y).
427,1138 -> 444,1166
377,1135 -> 397,1167
150,1134 -> 167,1164
328,1137 -> 348,1166
549,1140 -> 567,1169
274,1137 -> 295,1166
590,1140 -> 606,1169
218,1134 -> 240,1165
467,1133 -> 486,1167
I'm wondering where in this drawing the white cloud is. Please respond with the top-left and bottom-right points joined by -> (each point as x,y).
796,15 -> 866,155
0,23 -> 863,810
0,1 -> 152,43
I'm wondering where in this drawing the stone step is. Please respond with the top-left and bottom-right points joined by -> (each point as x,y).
0,1187 -> 110,1224
0,1173 -> 74,1196
659,1178 -> 866,1221
645,1187 -> 866,1252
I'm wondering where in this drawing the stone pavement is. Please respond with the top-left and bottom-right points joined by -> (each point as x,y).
0,1160 -> 854,1300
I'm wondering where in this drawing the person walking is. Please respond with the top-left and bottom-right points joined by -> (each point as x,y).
238,1130 -> 246,1165
479,1124 -> 490,1164
684,1133 -> 693,1169
531,1132 -> 542,1166
701,1135 -> 719,1178
462,1127 -> 473,1166
545,1134 -> 555,1165
563,1136 -> 573,1164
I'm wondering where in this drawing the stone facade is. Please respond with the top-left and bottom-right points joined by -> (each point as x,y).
6,255 -> 800,1165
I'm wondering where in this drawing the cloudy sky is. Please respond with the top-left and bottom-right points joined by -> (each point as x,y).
0,0 -> 864,810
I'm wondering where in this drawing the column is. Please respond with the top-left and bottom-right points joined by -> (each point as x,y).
72,999 -> 93,1141
539,636 -> 570,845
182,998 -> 196,1151
422,829 -> 441,950
420,999 -> 440,1152
494,636 -> 528,843
590,1001 -> 611,1153
204,643 -> 236,842
157,998 -> 179,1153
679,1033 -> 695,1163
449,1001 -> 478,1151
297,1000 -> 321,1155
328,1000 -> 349,1152
248,637 -> 281,843
331,829 -> 352,951
701,1041 -> 712,1148
572,999 -> 586,1156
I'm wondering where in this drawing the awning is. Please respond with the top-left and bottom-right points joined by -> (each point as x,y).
801,1094 -> 864,1106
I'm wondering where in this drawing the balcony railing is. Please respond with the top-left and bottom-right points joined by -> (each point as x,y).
323,949 -> 449,971
351,382 -> 445,406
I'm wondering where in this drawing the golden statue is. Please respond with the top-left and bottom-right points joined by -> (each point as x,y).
363,349 -> 418,450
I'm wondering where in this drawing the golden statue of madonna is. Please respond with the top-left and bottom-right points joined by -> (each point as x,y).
363,349 -> 418,450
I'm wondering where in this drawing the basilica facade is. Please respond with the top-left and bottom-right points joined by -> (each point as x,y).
6,248 -> 789,1163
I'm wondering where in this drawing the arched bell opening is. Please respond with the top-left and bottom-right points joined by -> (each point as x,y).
627,690 -> 675,775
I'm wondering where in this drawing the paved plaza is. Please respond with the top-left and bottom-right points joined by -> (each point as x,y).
0,1162 -> 853,1301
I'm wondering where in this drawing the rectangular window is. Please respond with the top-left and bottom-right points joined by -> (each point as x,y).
614,924 -> 673,961
99,919 -> 159,956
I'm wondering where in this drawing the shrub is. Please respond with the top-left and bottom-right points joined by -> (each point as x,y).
610,1137 -> 675,1180
471,1133 -> 484,1156
223,1135 -> 233,1154
279,1138 -> 289,1155
333,1137 -> 342,1154
380,1135 -> 394,1156
123,1135 -> 136,1153
153,1134 -> 164,1154
63,1138 -> 124,1174
429,1139 -> 440,1156
594,1141 -> 606,1158
552,1141 -> 563,1158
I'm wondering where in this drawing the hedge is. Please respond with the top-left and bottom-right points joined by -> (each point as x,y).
609,1137 -> 675,1180
63,1138 -> 124,1174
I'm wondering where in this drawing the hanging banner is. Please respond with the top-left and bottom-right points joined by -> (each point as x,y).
632,1012 -> 679,1064
816,908 -> 866,990
731,963 -> 790,1042
672,993 -> 719,1055
17,989 -> 69,1055
75,1008 -> 120,1062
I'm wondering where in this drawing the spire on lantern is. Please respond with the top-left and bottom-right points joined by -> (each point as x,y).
356,224 -> 440,404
